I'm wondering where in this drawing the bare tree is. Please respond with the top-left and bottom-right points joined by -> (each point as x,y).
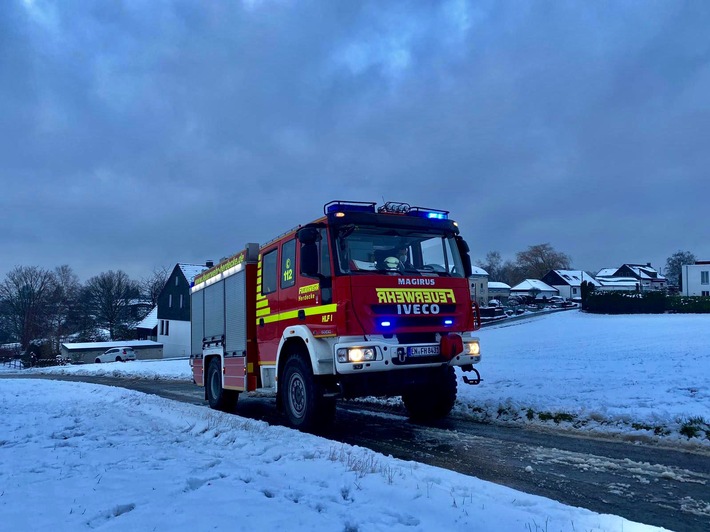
0,266 -> 56,350
515,243 -> 571,281
46,265 -> 81,353
84,270 -> 140,341
476,251 -> 503,281
665,250 -> 696,288
140,266 -> 170,307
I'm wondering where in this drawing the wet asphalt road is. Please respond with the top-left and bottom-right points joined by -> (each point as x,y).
5,373 -> 709,531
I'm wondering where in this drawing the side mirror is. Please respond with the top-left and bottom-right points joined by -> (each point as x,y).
297,227 -> 321,245
456,236 -> 473,278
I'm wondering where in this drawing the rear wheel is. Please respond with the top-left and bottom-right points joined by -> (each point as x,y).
281,354 -> 335,432
206,358 -> 239,412
402,366 -> 457,421
115,357 -> 122,362
95,358 -> 101,364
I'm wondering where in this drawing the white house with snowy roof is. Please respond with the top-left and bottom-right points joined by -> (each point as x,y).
509,279 -> 558,300
156,262 -> 210,358
469,266 -> 489,307
541,270 -> 600,301
595,263 -> 666,292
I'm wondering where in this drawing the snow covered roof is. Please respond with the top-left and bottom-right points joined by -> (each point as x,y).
596,268 -> 618,277
596,277 -> 639,287
470,266 -> 489,276
624,264 -> 666,281
179,263 -> 208,283
550,270 -> 600,287
510,279 -> 558,293
137,306 -> 158,330
488,281 -> 511,289
61,340 -> 162,351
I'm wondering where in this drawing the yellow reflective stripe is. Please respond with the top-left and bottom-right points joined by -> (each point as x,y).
256,308 -> 271,318
257,304 -> 337,325
256,299 -> 269,309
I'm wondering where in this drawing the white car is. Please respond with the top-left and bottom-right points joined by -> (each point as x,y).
95,347 -> 137,363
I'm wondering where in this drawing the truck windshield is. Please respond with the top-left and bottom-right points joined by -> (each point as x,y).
334,225 -> 465,277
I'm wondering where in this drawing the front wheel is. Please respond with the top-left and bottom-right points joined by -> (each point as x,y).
281,355 -> 334,432
402,366 -> 457,421
206,358 -> 239,412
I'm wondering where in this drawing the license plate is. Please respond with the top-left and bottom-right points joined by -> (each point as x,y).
407,345 -> 440,357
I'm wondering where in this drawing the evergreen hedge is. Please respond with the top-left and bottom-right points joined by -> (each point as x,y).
584,292 -> 710,314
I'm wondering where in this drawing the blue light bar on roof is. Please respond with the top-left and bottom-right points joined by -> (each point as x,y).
408,206 -> 449,220
324,201 -> 377,215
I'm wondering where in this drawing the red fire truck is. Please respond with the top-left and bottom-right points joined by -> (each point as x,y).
190,201 -> 482,431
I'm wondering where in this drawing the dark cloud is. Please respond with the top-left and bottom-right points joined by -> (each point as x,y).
1,0 -> 708,280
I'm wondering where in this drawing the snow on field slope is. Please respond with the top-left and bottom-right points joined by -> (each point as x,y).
0,380 -> 664,531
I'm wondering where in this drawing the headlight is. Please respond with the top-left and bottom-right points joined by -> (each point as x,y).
337,347 -> 376,363
464,341 -> 480,356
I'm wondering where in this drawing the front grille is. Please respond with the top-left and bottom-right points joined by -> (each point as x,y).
396,332 -> 436,344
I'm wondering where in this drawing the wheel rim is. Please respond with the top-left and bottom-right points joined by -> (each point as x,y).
288,373 -> 306,419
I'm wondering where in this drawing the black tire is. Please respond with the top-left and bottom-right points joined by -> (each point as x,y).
95,358 -> 101,364
402,366 -> 457,421
115,357 -> 122,362
281,354 -> 335,432
206,358 -> 239,412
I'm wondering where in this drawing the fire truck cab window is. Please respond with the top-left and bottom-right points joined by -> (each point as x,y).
281,239 -> 296,289
262,249 -> 278,294
335,226 -> 464,277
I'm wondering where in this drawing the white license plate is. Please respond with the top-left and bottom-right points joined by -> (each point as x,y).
407,345 -> 440,357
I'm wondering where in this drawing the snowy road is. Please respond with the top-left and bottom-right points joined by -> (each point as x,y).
7,373 -> 709,532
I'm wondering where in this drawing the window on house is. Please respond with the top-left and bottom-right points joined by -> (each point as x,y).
160,320 -> 164,335
701,271 -> 709,285
262,249 -> 278,295
572,288 -> 578,294
702,291 -> 709,296
169,294 -> 173,307
175,276 -> 179,286
180,294 -> 183,308
165,320 -> 169,335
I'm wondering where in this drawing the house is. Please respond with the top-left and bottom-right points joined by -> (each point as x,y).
469,266 -> 489,307
509,279 -> 558,301
614,263 -> 667,291
541,270 -> 600,301
488,281 -> 511,303
157,263 -> 210,358
60,340 -> 163,364
681,261 -> 710,296
136,306 -> 158,341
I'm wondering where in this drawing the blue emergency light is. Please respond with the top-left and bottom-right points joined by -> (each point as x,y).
408,206 -> 449,220
324,201 -> 377,215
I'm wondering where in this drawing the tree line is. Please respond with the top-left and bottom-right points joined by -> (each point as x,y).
0,265 -> 168,354
476,245 -> 697,289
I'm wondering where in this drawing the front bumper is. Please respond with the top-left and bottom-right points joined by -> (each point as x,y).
334,333 -> 480,375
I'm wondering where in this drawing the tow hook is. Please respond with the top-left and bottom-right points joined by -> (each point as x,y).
462,367 -> 482,386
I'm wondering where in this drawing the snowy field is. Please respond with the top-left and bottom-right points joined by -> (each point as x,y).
18,310 -> 710,445
0,379 -> 664,531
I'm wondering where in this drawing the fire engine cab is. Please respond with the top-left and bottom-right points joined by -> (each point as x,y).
190,201 -> 482,431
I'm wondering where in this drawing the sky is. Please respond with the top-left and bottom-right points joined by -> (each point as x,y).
2,1 -> 709,282
6,310 -> 710,530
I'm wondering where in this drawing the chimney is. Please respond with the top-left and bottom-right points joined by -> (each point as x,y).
206,260 -> 214,268
646,262 -> 651,267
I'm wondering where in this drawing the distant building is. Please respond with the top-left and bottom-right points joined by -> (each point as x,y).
469,266 -> 489,307
541,270 -> 600,301
136,306 -> 158,341
488,281 -> 511,303
157,263 -> 210,358
510,279 -> 558,300
681,261 -> 710,296
61,340 -> 163,364
595,263 -> 667,292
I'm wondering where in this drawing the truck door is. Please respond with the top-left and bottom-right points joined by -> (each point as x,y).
256,246 -> 280,364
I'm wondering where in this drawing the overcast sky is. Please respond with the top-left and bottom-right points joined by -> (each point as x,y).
2,0 -> 708,281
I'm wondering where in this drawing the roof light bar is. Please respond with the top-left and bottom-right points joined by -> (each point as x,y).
408,206 -> 449,220
324,201 -> 377,215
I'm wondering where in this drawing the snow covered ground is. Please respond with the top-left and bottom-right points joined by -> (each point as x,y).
19,310 -> 710,445
1,379 -> 665,531
2,311 -> 706,529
